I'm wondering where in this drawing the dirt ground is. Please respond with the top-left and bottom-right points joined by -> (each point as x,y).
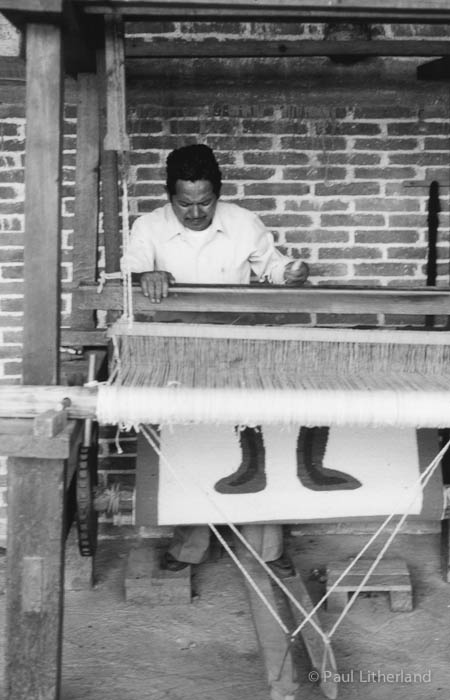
1,528 -> 450,700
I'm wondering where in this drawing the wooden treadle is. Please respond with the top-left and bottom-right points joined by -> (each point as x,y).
326,558 -> 413,612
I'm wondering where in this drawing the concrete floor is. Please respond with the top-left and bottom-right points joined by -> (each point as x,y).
1,528 -> 450,700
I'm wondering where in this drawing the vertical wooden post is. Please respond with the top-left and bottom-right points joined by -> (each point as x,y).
22,23 -> 63,385
6,456 -> 67,700
99,15 -> 129,274
72,72 -> 100,329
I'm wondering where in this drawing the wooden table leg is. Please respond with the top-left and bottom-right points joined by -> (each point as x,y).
6,456 -> 67,700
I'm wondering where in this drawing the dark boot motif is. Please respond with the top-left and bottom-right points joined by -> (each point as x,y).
296,426 -> 362,491
214,426 -> 267,494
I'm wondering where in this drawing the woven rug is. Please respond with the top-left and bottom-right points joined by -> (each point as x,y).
143,426 -> 443,526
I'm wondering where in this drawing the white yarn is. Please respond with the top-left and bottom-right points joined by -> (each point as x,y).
96,383 -> 450,429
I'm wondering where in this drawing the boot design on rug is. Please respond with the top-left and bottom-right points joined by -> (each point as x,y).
214,426 -> 267,494
296,426 -> 362,491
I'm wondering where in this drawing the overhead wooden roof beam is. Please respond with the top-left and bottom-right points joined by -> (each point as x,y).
126,38 -> 450,59
76,0 -> 450,23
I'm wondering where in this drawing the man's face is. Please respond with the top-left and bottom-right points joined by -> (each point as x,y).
170,179 -> 218,231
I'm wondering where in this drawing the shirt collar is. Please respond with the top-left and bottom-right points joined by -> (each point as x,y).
165,201 -> 229,240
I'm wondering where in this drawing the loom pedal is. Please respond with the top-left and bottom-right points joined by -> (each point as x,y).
326,558 -> 413,612
125,542 -> 191,605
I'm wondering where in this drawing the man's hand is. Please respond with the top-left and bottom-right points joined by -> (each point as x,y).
139,271 -> 175,303
283,260 -> 309,286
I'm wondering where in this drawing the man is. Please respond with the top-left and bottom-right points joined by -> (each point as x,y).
122,144 -> 308,574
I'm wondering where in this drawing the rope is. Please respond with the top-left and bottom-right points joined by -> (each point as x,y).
139,424 -> 448,646
139,424 -> 328,642
291,436 -> 450,641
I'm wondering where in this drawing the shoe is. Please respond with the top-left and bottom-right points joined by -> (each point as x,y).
267,553 -> 296,579
160,552 -> 190,572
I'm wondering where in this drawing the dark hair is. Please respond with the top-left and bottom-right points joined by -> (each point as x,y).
166,144 -> 222,198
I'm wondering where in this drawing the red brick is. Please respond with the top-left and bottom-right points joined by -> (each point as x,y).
0,314 -> 23,325
388,122 -> 449,136
260,214 -> 313,227
207,136 -> 274,150
319,247 -> 382,260
315,183 -> 380,196
0,249 -> 22,263
354,167 -> 416,180
242,119 -> 308,135
424,137 -> 450,150
319,199 -> 350,212
168,120 -> 200,134
387,247 -> 427,259
354,198 -> 420,212
286,230 -> 349,244
135,167 -> 166,181
244,183 -> 310,196
3,330 -> 22,343
0,105 -> 25,118
424,167 -> 450,182
221,167 -> 276,180
3,361 -> 22,375
354,263 -> 418,276
0,298 -> 23,312
0,186 -> 20,200
353,106 -> 417,119
132,135 -> 198,150
280,136 -> 346,151
129,151 -> 161,165
355,230 -> 419,244
282,167 -> 346,181
229,198 -> 277,211
328,123 -> 381,136
353,138 -> 418,151
320,214 -> 385,227
308,263 -> 348,277
0,346 -> 21,358
244,152 -> 309,165
388,214 -> 426,227
1,266 -> 23,279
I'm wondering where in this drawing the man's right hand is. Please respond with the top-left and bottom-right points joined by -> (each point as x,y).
139,271 -> 175,303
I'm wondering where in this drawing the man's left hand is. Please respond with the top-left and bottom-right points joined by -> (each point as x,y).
283,260 -> 309,286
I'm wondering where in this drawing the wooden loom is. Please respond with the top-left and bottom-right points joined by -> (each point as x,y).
2,2 -> 450,700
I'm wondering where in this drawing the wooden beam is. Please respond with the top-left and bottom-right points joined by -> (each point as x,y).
103,14 -> 129,152
23,23 -> 63,385
75,0 -> 450,10
126,38 -> 450,59
75,282 -> 450,316
72,72 -> 100,329
5,449 -> 69,700
0,0 -> 63,12
77,0 -> 450,22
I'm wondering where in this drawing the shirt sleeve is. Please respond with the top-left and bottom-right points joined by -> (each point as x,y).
120,216 -> 157,274
247,214 -> 291,285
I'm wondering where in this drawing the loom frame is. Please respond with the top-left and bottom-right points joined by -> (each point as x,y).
2,2 -> 450,699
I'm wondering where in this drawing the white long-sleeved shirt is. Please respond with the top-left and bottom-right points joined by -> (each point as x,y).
122,201 -> 290,285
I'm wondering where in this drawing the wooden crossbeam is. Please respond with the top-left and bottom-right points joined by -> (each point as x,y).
77,0 -> 450,23
126,38 -> 450,59
74,282 -> 450,316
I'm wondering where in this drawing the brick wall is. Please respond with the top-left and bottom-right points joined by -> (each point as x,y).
1,20 -> 450,542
